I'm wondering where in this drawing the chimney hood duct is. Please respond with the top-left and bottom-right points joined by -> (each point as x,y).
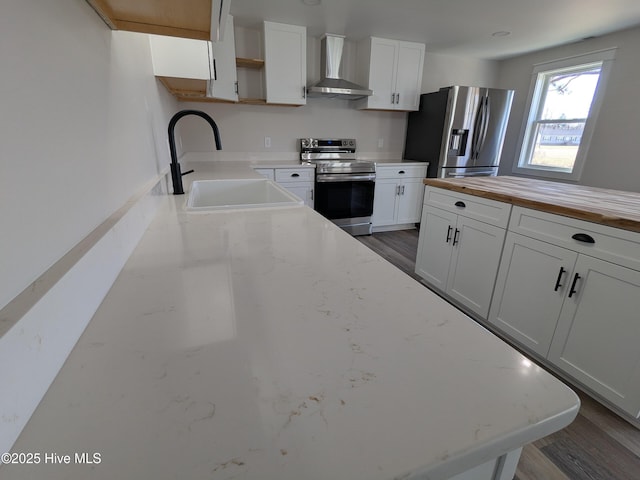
306,34 -> 373,100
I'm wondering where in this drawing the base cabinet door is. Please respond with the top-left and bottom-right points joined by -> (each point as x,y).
488,233 -> 578,357
372,179 -> 399,226
416,206 -> 506,318
548,255 -> 640,417
415,206 -> 457,290
396,178 -> 425,224
446,216 -> 507,318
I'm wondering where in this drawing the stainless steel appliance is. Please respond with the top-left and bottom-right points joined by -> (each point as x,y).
306,34 -> 373,100
300,138 -> 376,236
403,86 -> 514,178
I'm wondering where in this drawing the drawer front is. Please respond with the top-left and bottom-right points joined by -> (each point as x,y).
510,206 -> 640,270
275,168 -> 315,183
424,187 -> 511,228
376,165 -> 428,179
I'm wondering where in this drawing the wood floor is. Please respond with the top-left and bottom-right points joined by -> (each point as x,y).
356,229 -> 640,480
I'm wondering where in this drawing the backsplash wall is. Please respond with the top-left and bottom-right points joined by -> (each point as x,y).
177,30 -> 499,159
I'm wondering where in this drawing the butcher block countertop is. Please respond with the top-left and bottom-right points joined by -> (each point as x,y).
424,176 -> 640,233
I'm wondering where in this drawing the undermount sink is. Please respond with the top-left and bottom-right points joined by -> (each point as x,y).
186,179 -> 304,211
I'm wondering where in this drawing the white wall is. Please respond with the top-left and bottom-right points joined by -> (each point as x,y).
421,52 -> 499,93
0,0 -> 177,310
496,25 -> 640,192
176,99 -> 408,159
179,31 -> 499,159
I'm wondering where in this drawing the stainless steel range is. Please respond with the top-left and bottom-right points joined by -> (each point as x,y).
300,138 -> 376,236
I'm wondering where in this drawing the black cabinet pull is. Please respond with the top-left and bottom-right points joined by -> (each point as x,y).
398,170 -> 405,174
213,59 -> 217,81
446,225 -> 453,243
291,173 -> 300,177
554,266 -> 566,291
572,233 -> 595,244
568,273 -> 581,298
452,228 -> 460,246
454,201 -> 466,208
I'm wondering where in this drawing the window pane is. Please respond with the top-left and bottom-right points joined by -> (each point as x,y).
540,67 -> 601,120
530,122 -> 585,169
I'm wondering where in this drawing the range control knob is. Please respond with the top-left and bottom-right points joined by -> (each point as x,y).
349,140 -> 355,146
301,139 -> 309,148
312,139 -> 318,147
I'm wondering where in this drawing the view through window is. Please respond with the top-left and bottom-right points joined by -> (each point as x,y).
529,64 -> 601,170
515,49 -> 615,180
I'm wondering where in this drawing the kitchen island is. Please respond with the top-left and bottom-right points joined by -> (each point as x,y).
1,163 -> 579,480
417,175 -> 640,428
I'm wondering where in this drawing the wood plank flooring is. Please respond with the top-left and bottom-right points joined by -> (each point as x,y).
356,229 -> 640,480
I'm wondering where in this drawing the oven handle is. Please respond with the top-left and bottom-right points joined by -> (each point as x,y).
316,174 -> 376,182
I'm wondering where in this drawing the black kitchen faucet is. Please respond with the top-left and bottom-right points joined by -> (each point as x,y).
168,109 -> 222,195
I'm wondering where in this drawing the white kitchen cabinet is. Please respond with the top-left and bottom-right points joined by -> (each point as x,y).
149,16 -> 238,102
415,206 -> 458,290
356,37 -> 425,111
548,254 -> 640,417
486,205 -> 640,418
263,22 -> 307,105
253,166 -> 314,208
208,15 -> 238,102
415,189 -> 509,318
445,215 -> 507,318
372,164 -> 427,231
149,34 -> 210,80
488,232 -> 579,357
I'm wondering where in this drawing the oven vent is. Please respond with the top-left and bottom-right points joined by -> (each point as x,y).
306,34 -> 373,100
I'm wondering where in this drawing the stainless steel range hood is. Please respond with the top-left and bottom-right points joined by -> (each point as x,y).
306,34 -> 373,100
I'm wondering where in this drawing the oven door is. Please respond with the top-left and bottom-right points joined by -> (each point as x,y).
314,174 -> 375,220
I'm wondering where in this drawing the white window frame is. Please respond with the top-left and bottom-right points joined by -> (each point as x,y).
513,48 -> 616,181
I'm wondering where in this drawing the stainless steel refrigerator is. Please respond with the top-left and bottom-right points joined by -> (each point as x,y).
403,86 -> 514,178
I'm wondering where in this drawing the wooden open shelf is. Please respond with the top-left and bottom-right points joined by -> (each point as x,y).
236,57 -> 265,69
86,0 -> 211,40
157,77 -> 298,106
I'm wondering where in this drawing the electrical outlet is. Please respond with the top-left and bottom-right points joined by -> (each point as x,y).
377,138 -> 384,149
264,136 -> 271,148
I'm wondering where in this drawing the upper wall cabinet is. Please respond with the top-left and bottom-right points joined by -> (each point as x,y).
149,35 -> 210,79
355,37 -> 425,111
149,16 -> 238,102
208,15 -> 239,101
263,22 -> 307,106
86,0 -> 230,41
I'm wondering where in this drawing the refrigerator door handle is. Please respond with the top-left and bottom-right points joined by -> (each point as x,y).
477,97 -> 491,158
470,98 -> 484,159
446,170 -> 496,177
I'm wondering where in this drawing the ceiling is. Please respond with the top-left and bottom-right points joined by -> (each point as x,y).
229,0 -> 640,59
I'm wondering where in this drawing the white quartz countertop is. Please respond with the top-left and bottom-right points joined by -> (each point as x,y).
3,161 -> 578,480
